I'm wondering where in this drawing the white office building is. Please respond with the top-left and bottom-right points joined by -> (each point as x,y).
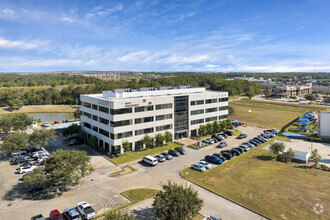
80,86 -> 228,154
318,111 -> 330,140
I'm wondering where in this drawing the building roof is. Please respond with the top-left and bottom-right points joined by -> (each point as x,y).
292,150 -> 310,161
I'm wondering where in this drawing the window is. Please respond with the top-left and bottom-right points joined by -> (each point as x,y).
174,111 -> 187,117
135,141 -> 143,150
175,121 -> 187,128
191,109 -> 204,115
219,114 -> 228,120
110,119 -> 132,127
92,115 -> 98,121
219,97 -> 228,102
99,106 -> 109,114
83,122 -> 91,129
99,128 -> 109,137
111,131 -> 132,140
83,102 -> 91,108
206,107 -> 217,113
135,116 -> 153,124
205,98 -> 217,104
190,100 -> 204,106
205,116 -> 218,122
110,108 -> 132,115
191,119 -> 204,125
99,117 -> 109,125
135,105 -> 153,112
156,114 -> 172,121
83,112 -> 91,119
92,104 -> 98,110
92,126 -> 98,132
219,106 -> 228,111
156,103 -> 172,110
135,127 -> 154,136
156,124 -> 172,132
111,145 -> 121,154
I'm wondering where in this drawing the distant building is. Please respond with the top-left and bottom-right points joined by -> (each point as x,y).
270,83 -> 312,98
252,78 -> 276,90
313,85 -> 330,94
318,111 -> 330,140
82,73 -> 120,81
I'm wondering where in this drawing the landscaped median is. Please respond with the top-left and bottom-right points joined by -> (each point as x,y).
180,137 -> 330,219
109,142 -> 180,165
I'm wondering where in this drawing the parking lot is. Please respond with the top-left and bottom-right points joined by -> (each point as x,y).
0,126 -> 266,220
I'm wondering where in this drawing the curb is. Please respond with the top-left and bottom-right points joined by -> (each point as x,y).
179,172 -> 271,220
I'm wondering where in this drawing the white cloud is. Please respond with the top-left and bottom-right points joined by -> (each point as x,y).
86,3 -> 124,18
0,37 -> 37,50
61,16 -> 74,23
0,8 -> 16,19
206,64 -> 219,68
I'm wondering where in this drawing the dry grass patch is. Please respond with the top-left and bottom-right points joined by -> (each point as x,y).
0,105 -> 76,115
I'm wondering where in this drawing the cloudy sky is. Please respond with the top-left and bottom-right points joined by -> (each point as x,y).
0,0 -> 329,72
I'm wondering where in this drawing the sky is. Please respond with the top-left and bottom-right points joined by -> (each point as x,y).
0,0 -> 330,72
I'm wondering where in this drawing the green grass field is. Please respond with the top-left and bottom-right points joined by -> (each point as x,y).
230,99 -> 329,129
0,84 -> 89,90
0,105 -> 76,115
181,139 -> 330,220
110,142 -> 180,165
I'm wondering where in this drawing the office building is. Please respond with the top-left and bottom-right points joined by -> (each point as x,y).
318,111 -> 330,140
80,86 -> 228,154
270,83 -> 312,98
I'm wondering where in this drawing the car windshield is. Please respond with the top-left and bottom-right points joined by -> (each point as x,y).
84,207 -> 95,214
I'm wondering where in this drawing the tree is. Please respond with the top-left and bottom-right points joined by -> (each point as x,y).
12,114 -> 34,131
226,118 -> 233,129
212,121 -> 220,133
29,128 -> 57,148
164,131 -> 173,142
73,108 -> 81,121
153,181 -> 203,220
88,135 -> 98,148
122,140 -> 131,152
63,124 -> 81,137
198,124 -> 206,136
263,86 -> 271,99
228,106 -> 235,116
77,130 -> 87,143
104,211 -> 135,220
220,120 -> 227,131
245,86 -> 256,99
23,167 -> 49,188
310,149 -> 322,167
0,116 -> 13,133
45,149 -> 94,186
0,132 -> 30,155
305,94 -> 316,102
142,134 -> 154,147
155,133 -> 165,146
206,123 -> 213,134
269,142 -> 285,155
282,148 -> 294,163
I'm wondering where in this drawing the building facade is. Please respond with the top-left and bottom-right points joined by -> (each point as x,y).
270,83 -> 312,98
318,111 -> 330,140
80,86 -> 228,154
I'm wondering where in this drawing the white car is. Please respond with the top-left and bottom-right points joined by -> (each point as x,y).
43,122 -> 50,127
37,155 -> 50,164
76,201 -> 96,220
19,165 -> 36,174
197,161 -> 212,170
32,151 -> 46,158
142,156 -> 158,166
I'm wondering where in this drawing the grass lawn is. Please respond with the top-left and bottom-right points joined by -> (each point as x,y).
110,142 -> 180,165
181,139 -> 330,220
230,99 -> 329,129
0,84 -> 89,91
0,105 -> 76,115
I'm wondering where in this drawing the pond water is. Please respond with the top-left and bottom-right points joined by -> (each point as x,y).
26,113 -> 74,123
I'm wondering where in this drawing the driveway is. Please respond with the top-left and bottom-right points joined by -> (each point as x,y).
0,126 -> 266,220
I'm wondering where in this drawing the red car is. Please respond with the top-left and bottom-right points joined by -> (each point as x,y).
50,210 -> 63,220
237,122 -> 245,126
1,136 -> 6,140
263,129 -> 273,132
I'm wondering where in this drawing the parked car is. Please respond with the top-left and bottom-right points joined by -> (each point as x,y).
32,151 -> 45,159
252,138 -> 263,144
142,156 -> 158,166
26,146 -> 41,154
231,120 -> 238,124
253,137 -> 266,143
259,134 -> 269,140
168,149 -> 180,157
63,207 -> 81,220
50,210 -> 63,220
213,153 -> 226,161
238,145 -> 249,152
31,214 -> 46,220
28,182 -> 43,193
203,138 -> 215,144
220,133 -> 228,138
234,147 -> 244,154
161,152 -> 173,160
11,149 -> 27,156
249,140 -> 259,146
262,131 -> 275,138
235,122 -> 245,126
205,155 -> 223,164
242,142 -> 254,148
231,148 -> 242,156
216,135 -> 225,141
19,165 -> 36,174
197,161 -> 212,169
191,163 -> 206,172
43,122 -> 50,127
217,141 -> 227,148
37,155 -> 50,164
76,202 -> 96,220
175,147 -> 186,155
237,133 -> 247,139
224,131 -> 233,136
68,138 -> 84,146
220,151 -> 233,160
212,138 -> 219,143
20,162 -> 34,168
272,129 -> 280,134
155,154 -> 166,162
11,156 -> 32,164
257,136 -> 268,142
1,136 -> 6,141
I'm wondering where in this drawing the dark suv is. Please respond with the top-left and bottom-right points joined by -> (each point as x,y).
168,149 -> 180,157
175,147 -> 186,155
224,131 -> 233,136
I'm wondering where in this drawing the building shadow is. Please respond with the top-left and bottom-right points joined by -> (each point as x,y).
131,207 -> 157,220
254,155 -> 275,161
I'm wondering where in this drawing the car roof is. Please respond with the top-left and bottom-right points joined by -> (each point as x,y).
64,208 -> 79,216
144,156 -> 156,160
77,201 -> 90,207
50,210 -> 61,216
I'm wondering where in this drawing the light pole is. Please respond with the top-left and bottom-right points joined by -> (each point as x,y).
246,110 -> 252,127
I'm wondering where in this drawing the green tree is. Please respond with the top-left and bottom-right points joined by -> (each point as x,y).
23,167 -> 49,188
310,149 -> 322,167
104,211 -> 135,220
304,94 -> 316,101
153,181 -> 203,220
212,121 -> 220,133
0,116 -> 13,133
122,140 -> 131,152
220,120 -> 227,131
228,106 -> 235,116
45,149 -> 94,186
155,133 -> 165,146
263,86 -> 271,99
88,135 -> 98,148
10,114 -> 34,131
29,128 -> 57,148
77,130 -> 87,143
269,142 -> 285,155
63,124 -> 81,137
164,131 -> 173,142
226,118 -> 233,129
198,124 -> 206,136
206,123 -> 213,134
0,132 -> 30,155
282,148 -> 294,163
245,86 -> 256,99
73,108 -> 81,121
143,134 -> 154,147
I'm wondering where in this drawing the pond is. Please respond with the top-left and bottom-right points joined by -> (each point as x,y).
26,112 -> 74,123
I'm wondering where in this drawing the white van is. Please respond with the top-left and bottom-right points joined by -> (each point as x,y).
142,156 -> 158,166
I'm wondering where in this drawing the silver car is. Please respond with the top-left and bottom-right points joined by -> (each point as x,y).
191,163 -> 206,172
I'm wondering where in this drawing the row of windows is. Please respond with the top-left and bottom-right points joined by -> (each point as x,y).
156,124 -> 172,132
135,116 -> 154,124
191,109 -> 204,115
190,115 -> 228,125
156,113 -> 172,121
111,131 -> 133,140
135,105 -> 153,112
190,106 -> 228,115
156,103 -> 173,110
110,119 -> 132,127
190,97 -> 228,106
219,106 -> 228,111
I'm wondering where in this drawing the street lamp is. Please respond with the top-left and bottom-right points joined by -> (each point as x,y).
246,110 -> 252,127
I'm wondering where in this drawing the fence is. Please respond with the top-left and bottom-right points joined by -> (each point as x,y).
280,116 -> 299,133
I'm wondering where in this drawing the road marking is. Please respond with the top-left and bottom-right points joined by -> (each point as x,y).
113,194 -> 118,198
105,171 -> 110,175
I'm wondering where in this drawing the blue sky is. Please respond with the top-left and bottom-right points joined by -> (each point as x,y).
0,0 -> 329,72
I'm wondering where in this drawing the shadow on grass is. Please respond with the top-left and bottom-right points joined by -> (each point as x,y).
131,207 -> 157,220
294,165 -> 313,169
255,155 -> 275,161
